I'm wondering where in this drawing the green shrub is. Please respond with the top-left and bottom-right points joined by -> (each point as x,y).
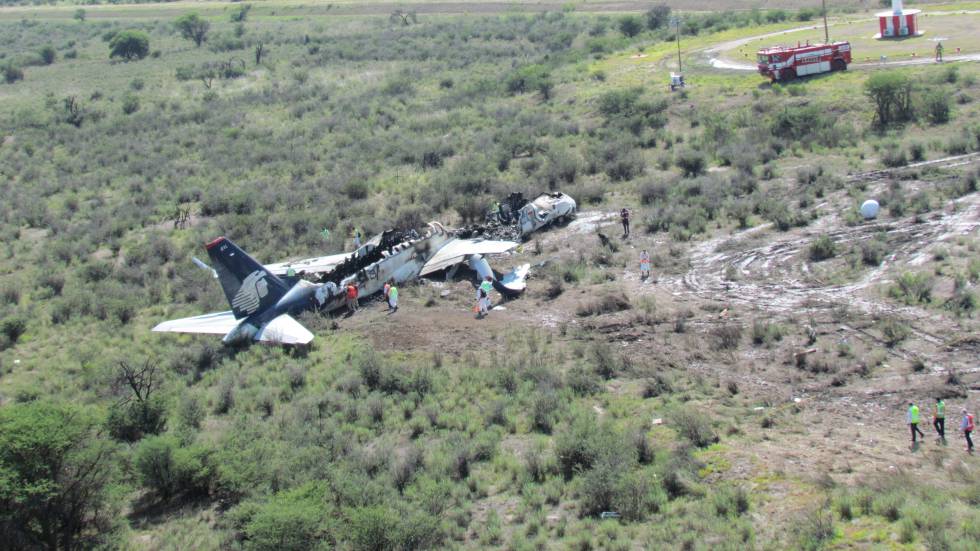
2,63 -> 24,84
106,395 -> 167,442
923,90 -> 950,124
240,483 -> 328,551
808,235 -> 836,261
109,30 -> 150,61
671,410 -> 718,447
889,271 -> 932,304
39,45 -> 56,65
796,509 -> 835,551
675,148 -> 706,177
135,435 -> 213,499
712,485 -> 750,517
712,323 -> 742,350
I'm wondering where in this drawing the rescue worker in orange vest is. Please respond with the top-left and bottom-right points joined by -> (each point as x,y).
345,282 -> 359,313
907,402 -> 925,444
961,408 -> 975,453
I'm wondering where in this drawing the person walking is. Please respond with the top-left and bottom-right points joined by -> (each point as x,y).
387,280 -> 398,313
620,208 -> 631,238
935,41 -> 943,62
907,402 -> 925,445
480,276 -> 493,308
383,280 -> 391,309
345,282 -> 359,313
352,227 -> 362,249
933,397 -> 946,443
639,250 -> 651,280
962,408 -> 975,453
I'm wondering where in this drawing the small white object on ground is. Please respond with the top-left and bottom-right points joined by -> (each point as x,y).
652,418 -> 663,425
492,305 -> 506,311
861,199 -> 880,220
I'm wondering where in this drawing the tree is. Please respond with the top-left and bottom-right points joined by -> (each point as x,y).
73,8 -> 85,22
254,42 -> 266,65
108,30 -> 149,61
175,13 -> 211,47
0,402 -> 121,550
864,71 -> 913,128
105,359 -> 167,441
230,3 -> 251,23
618,15 -> 643,37
40,45 -> 56,65
645,5 -> 671,30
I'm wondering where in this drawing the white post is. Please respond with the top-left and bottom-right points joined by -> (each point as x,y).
892,0 -> 903,15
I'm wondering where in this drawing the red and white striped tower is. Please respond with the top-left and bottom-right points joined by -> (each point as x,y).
876,0 -> 922,39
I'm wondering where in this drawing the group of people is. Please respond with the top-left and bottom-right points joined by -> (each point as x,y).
344,279 -> 398,314
907,399 -> 974,453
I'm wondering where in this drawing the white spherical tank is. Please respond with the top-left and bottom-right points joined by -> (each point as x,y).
861,199 -> 880,220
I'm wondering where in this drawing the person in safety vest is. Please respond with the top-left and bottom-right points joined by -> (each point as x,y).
961,408 -> 975,453
933,397 -> 945,442
477,276 -> 493,317
387,280 -> 398,313
907,402 -> 925,444
345,282 -> 359,313
640,250 -> 651,280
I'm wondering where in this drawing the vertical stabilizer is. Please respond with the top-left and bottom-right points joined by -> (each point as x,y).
205,237 -> 288,319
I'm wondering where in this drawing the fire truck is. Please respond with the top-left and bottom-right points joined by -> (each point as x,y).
756,41 -> 852,81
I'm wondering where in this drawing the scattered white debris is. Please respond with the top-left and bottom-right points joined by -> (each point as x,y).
439,290 -> 451,297
753,407 -> 765,411
14,359 -> 20,364
492,305 -> 506,311
793,397 -> 802,403
652,418 -> 664,425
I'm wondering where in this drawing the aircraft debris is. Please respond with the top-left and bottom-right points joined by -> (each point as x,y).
154,222 -> 530,345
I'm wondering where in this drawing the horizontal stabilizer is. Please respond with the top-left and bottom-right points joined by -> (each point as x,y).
255,314 -> 314,345
152,311 -> 239,335
494,263 -> 530,298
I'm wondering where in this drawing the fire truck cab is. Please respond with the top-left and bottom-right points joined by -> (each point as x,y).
757,41 -> 851,82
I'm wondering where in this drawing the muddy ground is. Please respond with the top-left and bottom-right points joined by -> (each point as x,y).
333,156 -> 979,538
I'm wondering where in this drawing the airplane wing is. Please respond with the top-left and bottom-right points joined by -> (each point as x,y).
420,239 -> 519,276
255,314 -> 314,345
265,252 -> 351,276
152,311 -> 240,335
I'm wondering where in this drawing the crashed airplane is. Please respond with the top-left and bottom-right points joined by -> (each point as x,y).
152,223 -> 529,345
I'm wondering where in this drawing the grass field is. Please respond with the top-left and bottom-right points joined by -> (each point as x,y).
1,1 -> 979,550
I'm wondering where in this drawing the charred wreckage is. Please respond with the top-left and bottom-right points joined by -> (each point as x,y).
153,192 -> 575,345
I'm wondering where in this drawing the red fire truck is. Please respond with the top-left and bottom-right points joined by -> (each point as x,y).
756,41 -> 852,81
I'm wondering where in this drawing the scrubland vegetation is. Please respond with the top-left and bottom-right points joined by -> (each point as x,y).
1,2 -> 979,549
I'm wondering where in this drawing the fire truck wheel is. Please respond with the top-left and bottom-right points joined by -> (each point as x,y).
831,59 -> 847,71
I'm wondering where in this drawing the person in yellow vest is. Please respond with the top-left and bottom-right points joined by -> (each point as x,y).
933,397 -> 945,443
907,402 -> 925,444
387,280 -> 398,313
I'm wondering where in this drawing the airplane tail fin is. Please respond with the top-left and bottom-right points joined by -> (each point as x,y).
205,237 -> 289,319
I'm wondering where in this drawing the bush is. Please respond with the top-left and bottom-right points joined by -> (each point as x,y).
240,483 -> 327,551
675,148 -> 706,177
923,90 -> 950,124
712,323 -> 742,350
109,30 -> 150,61
712,485 -> 750,517
878,317 -> 910,347
576,291 -> 631,316
618,16 -> 643,37
39,45 -> 56,65
121,93 -> 140,115
808,235 -> 836,261
106,395 -> 167,442
135,435 -> 213,499
881,144 -> 908,167
671,410 -> 718,447
889,272 -> 932,304
3,63 -> 24,84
